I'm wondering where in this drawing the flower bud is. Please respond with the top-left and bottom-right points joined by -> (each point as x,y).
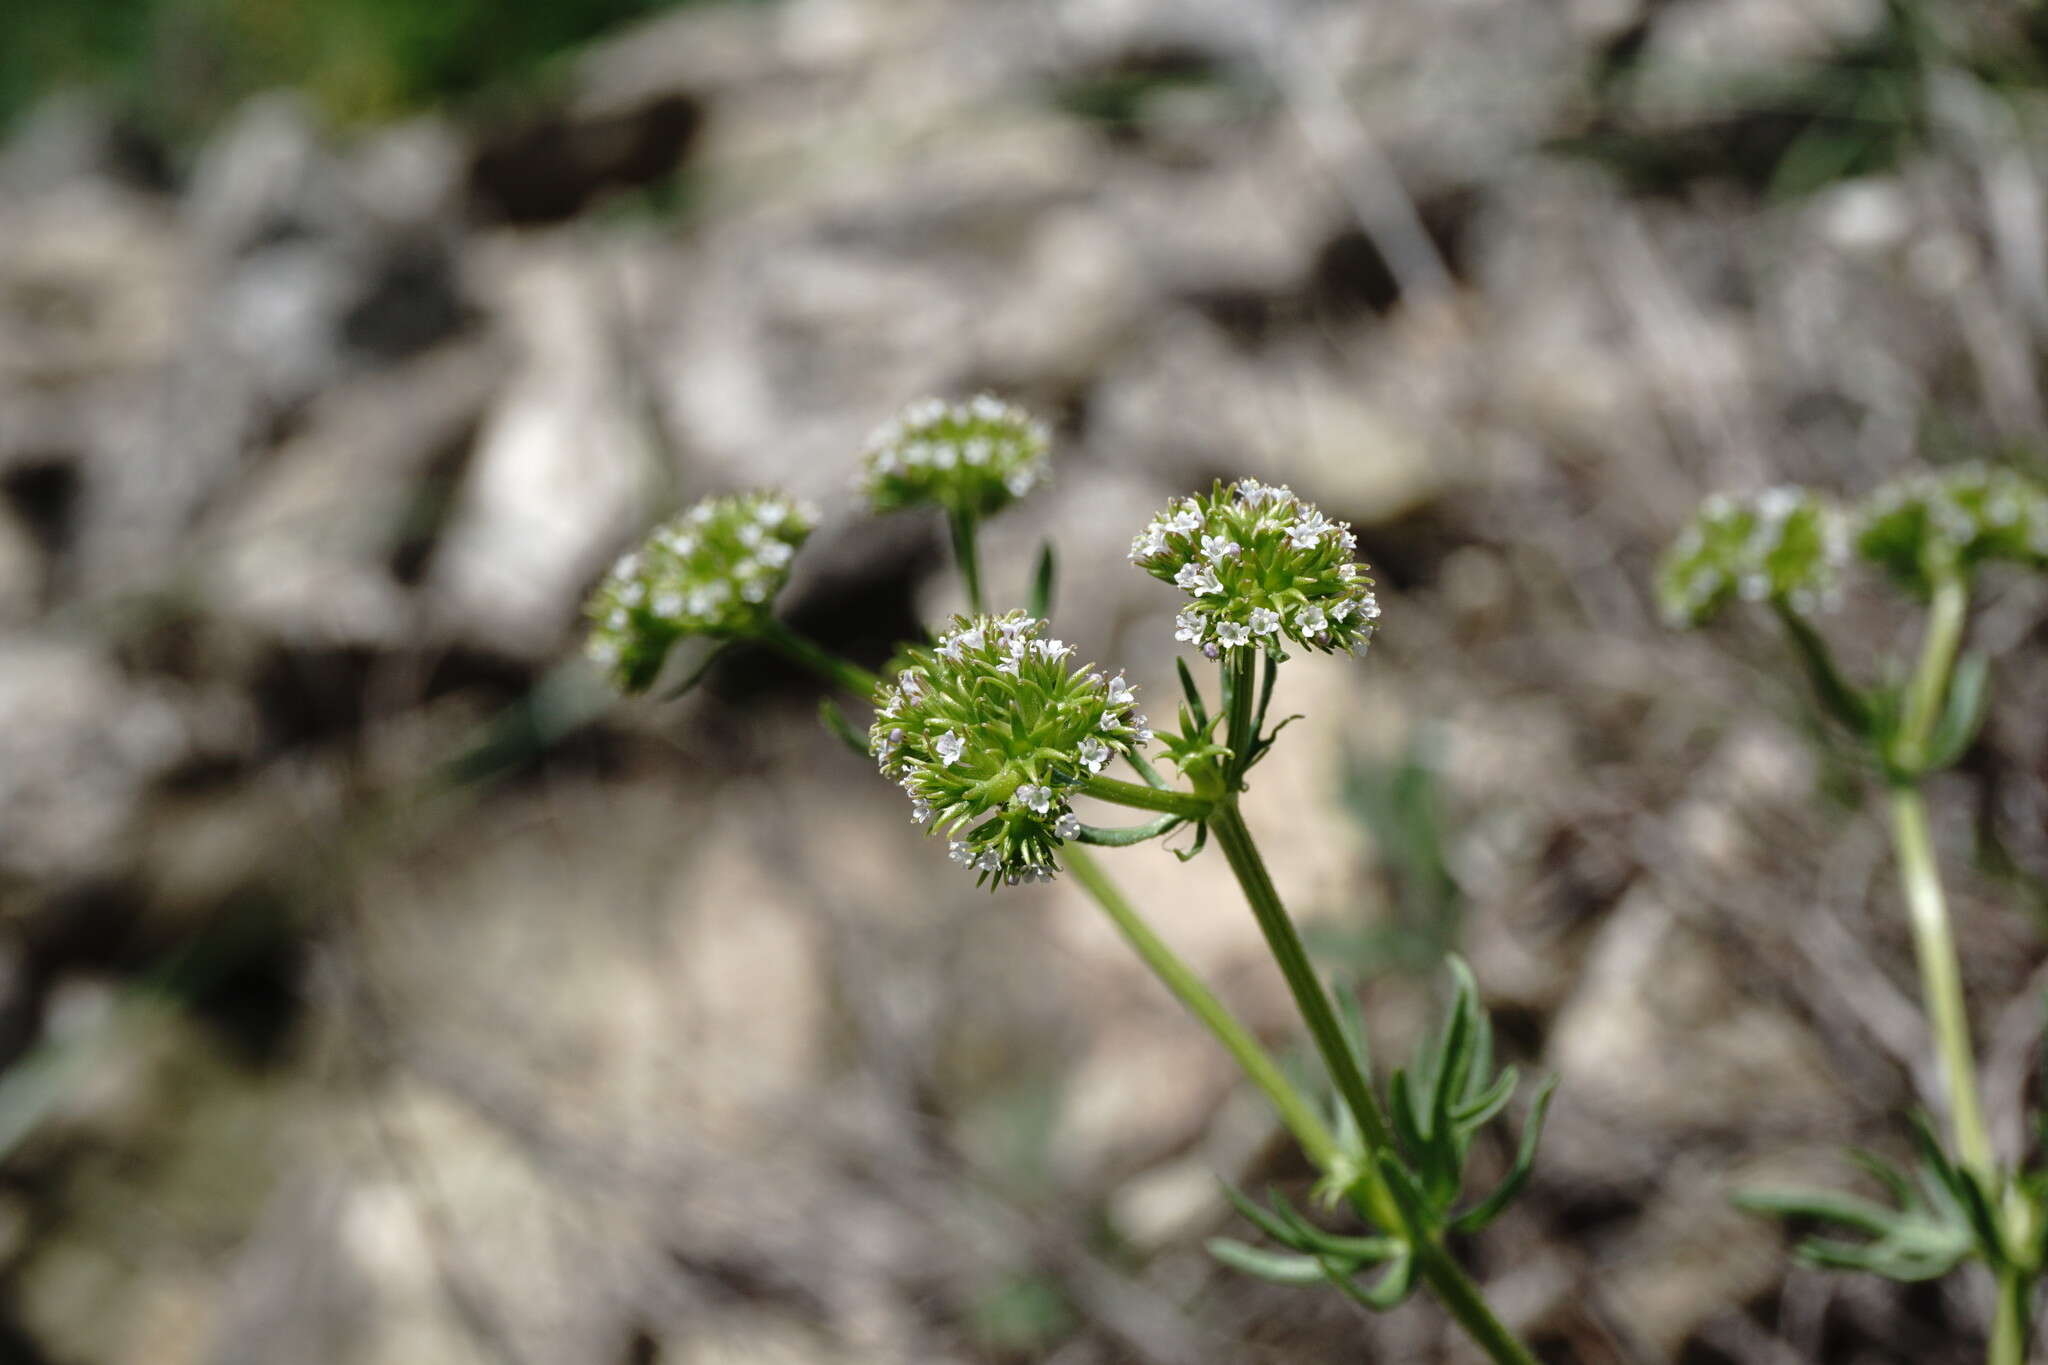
585,492 -> 817,692
1857,463 -> 2048,594
1131,479 -> 1380,657
871,612 -> 1147,887
1657,486 -> 1846,627
858,395 -> 1052,517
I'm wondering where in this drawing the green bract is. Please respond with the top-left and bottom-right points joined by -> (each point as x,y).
585,492 -> 816,692
1130,479 -> 1380,658
858,395 -> 1052,517
1657,486 -> 1846,627
1857,463 -> 2048,594
870,611 -> 1149,888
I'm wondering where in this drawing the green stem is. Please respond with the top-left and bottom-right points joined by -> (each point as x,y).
1889,786 -> 1994,1179
1412,1243 -> 1543,1365
948,509 -> 985,615
1209,802 -> 1392,1152
756,620 -> 880,699
1896,572 -> 1968,773
1210,800 -> 1539,1365
1223,647 -> 1258,788
1991,1267 -> 2031,1365
1081,773 -> 1214,822
1064,847 -> 1340,1171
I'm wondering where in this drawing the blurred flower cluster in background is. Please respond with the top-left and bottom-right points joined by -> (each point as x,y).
3,0 -> 2048,1361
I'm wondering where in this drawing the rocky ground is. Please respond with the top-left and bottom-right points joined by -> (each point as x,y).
3,0 -> 2048,1361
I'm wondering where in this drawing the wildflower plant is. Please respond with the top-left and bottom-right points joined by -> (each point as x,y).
583,399 -> 1551,1365
870,612 -> 1149,887
1660,460 -> 2048,1365
1131,479 -> 1381,658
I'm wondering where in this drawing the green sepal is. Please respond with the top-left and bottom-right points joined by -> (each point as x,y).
819,696 -> 870,757
1076,815 -> 1184,847
1029,540 -> 1058,620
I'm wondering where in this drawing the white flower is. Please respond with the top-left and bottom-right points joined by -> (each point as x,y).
1174,609 -> 1206,643
1079,737 -> 1110,773
1166,506 -> 1204,534
1249,607 -> 1281,635
1031,637 -> 1073,661
1174,563 -> 1223,595
899,669 -> 924,699
975,849 -> 1001,872
1288,511 -> 1331,548
1130,526 -> 1168,560
949,840 -> 974,865
1054,811 -> 1080,840
653,591 -> 683,618
1201,534 -> 1240,562
1295,604 -> 1327,634
934,731 -> 966,766
1216,620 -> 1250,648
910,798 -> 932,825
1106,674 -> 1136,707
957,625 -> 986,652
756,540 -> 795,568
1014,784 -> 1054,814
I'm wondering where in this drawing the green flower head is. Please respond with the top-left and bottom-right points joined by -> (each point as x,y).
586,492 -> 816,692
1857,462 -> 2048,595
858,395 -> 1052,517
1657,486 -> 1846,628
871,611 -> 1150,888
1129,479 -> 1380,658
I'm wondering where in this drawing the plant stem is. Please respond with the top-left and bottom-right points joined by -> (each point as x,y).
1064,846 -> 1340,1171
948,509 -> 985,615
756,619 -> 880,699
1209,803 -> 1392,1151
1991,1267 -> 2031,1365
1210,799 -> 1539,1365
1411,1242 -> 1543,1365
1223,647 -> 1258,787
1081,773 -> 1214,821
1896,573 -> 1968,772
1889,785 -> 1994,1178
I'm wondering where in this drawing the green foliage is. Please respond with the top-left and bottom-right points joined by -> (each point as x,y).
1858,463 -> 2048,596
1738,1111 -> 2048,1291
1212,959 -> 1554,1310
1656,486 -> 1846,628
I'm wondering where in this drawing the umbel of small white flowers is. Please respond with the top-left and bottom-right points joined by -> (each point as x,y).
857,394 -> 1052,518
870,611 -> 1150,888
585,492 -> 817,692
1657,485 -> 1848,628
1130,478 -> 1380,658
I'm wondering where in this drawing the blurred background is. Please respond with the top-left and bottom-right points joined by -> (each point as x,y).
3,0 -> 2048,1361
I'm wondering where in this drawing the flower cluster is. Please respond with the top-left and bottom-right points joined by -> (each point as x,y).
585,492 -> 816,692
858,395 -> 1052,518
1130,479 -> 1380,657
1857,462 -> 2048,595
869,612 -> 1148,887
1657,486 -> 1847,628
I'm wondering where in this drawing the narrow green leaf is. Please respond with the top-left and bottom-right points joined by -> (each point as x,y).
1175,657 -> 1209,729
1451,1066 -> 1518,1133
1171,821 -> 1209,861
659,640 -> 734,699
1324,1248 -> 1417,1311
1207,1238 -> 1330,1286
1924,650 -> 1989,772
1219,1182 -> 1304,1248
1451,1075 -> 1557,1234
1734,1187 -> 1910,1239
1076,815 -> 1183,847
